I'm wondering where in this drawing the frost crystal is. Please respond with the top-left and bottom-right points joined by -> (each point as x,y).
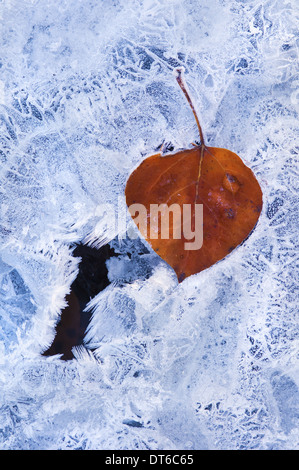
0,0 -> 298,450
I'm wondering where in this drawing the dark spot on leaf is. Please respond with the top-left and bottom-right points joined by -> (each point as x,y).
225,208 -> 235,219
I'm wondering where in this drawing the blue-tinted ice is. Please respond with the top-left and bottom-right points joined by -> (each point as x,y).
0,0 -> 298,450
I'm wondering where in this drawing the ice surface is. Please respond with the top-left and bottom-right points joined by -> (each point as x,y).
0,0 -> 298,450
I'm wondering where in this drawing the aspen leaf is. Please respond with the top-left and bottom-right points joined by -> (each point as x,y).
125,68 -> 263,282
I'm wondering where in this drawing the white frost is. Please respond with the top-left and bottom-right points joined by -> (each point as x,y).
0,0 -> 298,450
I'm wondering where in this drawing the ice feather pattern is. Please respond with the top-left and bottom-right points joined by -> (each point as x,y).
0,0 -> 298,450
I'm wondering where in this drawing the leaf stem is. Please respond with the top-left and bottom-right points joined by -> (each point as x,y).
175,67 -> 205,198
174,67 -> 205,147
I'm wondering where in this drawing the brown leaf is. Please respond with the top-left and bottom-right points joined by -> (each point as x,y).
125,69 -> 263,282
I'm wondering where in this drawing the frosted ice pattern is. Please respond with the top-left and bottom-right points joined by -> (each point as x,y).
0,0 -> 298,450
